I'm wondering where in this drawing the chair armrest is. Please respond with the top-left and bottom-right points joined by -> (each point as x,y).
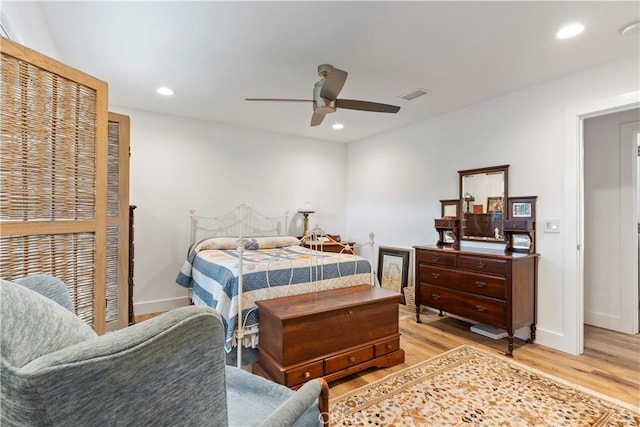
259,378 -> 329,427
19,306 -> 229,426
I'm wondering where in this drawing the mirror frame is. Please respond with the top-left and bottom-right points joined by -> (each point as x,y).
440,199 -> 459,218
458,164 -> 509,243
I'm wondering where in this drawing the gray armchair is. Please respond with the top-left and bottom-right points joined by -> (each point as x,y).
1,276 -> 329,426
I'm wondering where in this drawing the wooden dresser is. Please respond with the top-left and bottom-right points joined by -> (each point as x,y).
414,246 -> 538,357
252,285 -> 405,388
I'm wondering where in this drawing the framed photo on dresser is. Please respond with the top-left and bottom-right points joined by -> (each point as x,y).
487,196 -> 504,213
377,247 -> 410,304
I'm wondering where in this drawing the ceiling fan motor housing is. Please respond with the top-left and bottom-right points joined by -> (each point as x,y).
313,81 -> 336,114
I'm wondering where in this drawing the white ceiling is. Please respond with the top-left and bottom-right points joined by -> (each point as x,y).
36,1 -> 639,143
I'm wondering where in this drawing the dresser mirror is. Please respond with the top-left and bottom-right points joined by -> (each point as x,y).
458,165 -> 509,242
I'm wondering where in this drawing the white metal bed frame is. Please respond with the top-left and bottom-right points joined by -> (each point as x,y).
187,204 -> 376,368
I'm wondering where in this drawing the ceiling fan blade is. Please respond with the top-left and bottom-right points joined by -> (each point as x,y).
319,68 -> 348,101
245,98 -> 312,103
310,112 -> 325,127
335,99 -> 400,113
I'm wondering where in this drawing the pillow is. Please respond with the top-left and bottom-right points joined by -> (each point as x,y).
191,236 -> 300,253
242,236 -> 300,250
191,237 -> 239,253
1,280 -> 97,368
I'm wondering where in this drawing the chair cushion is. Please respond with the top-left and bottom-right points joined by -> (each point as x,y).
225,366 -> 322,427
0,280 -> 96,368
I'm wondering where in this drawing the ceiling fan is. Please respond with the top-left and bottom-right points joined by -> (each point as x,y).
245,64 -> 400,127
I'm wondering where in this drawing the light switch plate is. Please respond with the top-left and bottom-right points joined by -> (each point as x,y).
543,219 -> 560,233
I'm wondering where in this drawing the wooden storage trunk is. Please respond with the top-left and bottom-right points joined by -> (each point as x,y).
253,285 -> 405,388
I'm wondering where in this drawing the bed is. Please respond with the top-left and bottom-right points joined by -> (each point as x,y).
175,204 -> 377,366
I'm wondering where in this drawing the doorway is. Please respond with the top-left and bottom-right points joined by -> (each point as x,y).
563,90 -> 639,356
583,110 -> 639,334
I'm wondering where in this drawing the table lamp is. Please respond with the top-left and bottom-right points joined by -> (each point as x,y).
297,202 -> 315,236
463,192 -> 475,213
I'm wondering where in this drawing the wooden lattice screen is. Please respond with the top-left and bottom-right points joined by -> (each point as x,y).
105,113 -> 130,330
1,37 -> 109,334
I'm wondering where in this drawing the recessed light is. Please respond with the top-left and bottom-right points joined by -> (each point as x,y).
156,86 -> 174,96
556,23 -> 585,39
332,123 -> 344,130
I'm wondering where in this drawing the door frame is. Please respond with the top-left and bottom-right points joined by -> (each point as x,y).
564,90 -> 639,355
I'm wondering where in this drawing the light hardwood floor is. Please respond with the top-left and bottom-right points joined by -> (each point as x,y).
136,305 -> 640,407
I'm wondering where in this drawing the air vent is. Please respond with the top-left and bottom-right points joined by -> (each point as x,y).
401,89 -> 429,101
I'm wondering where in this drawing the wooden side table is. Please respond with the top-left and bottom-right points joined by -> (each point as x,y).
302,240 -> 356,254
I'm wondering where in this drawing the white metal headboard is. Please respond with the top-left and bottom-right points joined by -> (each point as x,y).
189,204 -> 289,246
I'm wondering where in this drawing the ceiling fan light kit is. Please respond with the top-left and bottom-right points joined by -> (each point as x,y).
246,64 -> 400,127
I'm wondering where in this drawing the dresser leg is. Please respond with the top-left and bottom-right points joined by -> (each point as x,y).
506,336 -> 514,357
526,323 -> 537,343
438,310 -> 444,316
416,307 -> 422,323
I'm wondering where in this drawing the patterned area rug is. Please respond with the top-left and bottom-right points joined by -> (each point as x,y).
330,345 -> 639,426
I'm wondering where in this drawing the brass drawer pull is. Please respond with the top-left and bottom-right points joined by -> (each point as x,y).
431,272 -> 440,279
349,356 -> 356,363
476,305 -> 487,312
386,344 -> 393,350
304,371 -> 311,379
475,262 -> 486,269
475,281 -> 486,288
431,256 -> 439,262
348,309 -> 354,315
431,293 -> 440,300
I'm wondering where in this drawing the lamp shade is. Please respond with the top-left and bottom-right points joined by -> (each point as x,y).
297,202 -> 315,214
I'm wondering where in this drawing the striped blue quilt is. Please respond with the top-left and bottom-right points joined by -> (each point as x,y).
176,244 -> 372,350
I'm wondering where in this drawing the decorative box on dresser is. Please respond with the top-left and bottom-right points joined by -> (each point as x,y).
252,285 -> 405,389
413,246 -> 538,357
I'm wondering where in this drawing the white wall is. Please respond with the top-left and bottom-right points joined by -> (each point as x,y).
0,1 -> 59,59
6,2 -> 640,353
346,54 -> 639,354
113,109 -> 348,314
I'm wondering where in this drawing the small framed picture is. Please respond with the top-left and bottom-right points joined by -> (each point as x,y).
377,247 -> 410,303
487,196 -> 504,213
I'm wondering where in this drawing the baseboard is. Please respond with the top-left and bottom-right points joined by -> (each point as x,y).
534,327 -> 575,355
134,296 -> 191,316
584,310 -> 622,332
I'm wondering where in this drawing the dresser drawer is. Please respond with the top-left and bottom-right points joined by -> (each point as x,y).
458,255 -> 507,276
324,345 -> 374,375
374,335 -> 400,357
419,284 -> 507,327
416,250 -> 456,267
285,360 -> 324,388
419,265 -> 506,299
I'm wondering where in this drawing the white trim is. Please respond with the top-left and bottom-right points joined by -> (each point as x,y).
134,296 -> 191,316
564,90 -> 640,355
